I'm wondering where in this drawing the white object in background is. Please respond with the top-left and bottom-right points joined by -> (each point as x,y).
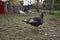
1,0 -> 8,1
19,10 -> 25,15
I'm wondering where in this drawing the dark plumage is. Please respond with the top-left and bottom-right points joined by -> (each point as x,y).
23,12 -> 44,28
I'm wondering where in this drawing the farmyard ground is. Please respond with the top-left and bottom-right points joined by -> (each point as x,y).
0,13 -> 60,40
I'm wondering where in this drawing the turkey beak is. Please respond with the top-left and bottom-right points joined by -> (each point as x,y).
22,19 -> 27,22
24,19 -> 27,21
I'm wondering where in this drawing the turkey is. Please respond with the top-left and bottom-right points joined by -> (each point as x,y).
23,11 -> 45,30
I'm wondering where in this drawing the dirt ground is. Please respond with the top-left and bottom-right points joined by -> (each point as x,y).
0,13 -> 60,40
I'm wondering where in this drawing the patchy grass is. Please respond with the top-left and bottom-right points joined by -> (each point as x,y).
46,10 -> 60,14
31,9 -> 60,15
0,13 -> 60,40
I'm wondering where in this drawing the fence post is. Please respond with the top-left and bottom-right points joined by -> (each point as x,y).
51,0 -> 54,14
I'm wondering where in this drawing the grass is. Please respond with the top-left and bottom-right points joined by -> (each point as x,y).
54,10 -> 60,14
0,13 -> 60,40
46,10 -> 60,14
31,9 -> 60,15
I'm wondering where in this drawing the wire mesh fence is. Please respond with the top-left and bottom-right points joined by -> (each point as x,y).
3,0 -> 60,14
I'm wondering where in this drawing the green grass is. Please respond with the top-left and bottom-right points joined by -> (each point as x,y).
54,10 -> 60,14
0,13 -> 60,40
45,10 -> 60,14
31,9 -> 60,14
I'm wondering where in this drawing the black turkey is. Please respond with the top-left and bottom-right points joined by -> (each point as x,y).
23,11 -> 45,30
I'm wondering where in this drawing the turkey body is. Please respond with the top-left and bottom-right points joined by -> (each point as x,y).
23,12 -> 44,27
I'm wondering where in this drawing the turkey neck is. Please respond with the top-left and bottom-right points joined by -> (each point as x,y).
40,12 -> 44,19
